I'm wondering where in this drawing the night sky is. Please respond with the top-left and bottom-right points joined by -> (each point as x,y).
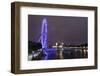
28,15 -> 88,46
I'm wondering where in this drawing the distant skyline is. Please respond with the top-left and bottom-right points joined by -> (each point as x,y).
28,15 -> 88,45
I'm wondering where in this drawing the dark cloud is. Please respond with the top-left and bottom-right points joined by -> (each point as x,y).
28,15 -> 88,45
